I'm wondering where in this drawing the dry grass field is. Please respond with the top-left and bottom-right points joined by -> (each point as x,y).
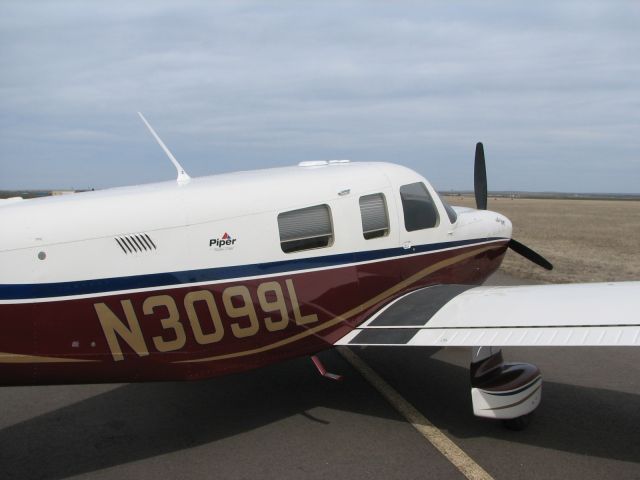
449,196 -> 640,284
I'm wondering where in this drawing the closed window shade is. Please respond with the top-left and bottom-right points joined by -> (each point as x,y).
278,204 -> 333,253
359,193 -> 389,239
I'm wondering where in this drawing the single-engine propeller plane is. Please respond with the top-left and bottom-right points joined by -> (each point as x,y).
1,114 -> 638,430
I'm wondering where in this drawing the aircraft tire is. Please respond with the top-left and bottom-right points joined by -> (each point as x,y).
502,413 -> 533,431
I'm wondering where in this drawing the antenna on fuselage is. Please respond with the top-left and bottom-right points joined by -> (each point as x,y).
137,112 -> 191,185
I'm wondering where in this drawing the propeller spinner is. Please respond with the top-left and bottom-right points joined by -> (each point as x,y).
474,142 -> 553,271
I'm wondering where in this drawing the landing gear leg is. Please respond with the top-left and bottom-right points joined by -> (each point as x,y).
470,347 -> 542,429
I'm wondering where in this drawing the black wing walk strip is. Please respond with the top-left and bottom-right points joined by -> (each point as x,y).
349,284 -> 474,345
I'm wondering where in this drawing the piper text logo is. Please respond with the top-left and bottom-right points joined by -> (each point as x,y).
210,232 -> 236,250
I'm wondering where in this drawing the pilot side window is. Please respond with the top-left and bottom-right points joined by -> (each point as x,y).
399,182 -> 439,231
278,204 -> 334,253
359,193 -> 389,239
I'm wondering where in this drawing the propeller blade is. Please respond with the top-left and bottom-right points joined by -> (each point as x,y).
474,142 -> 487,210
508,239 -> 553,271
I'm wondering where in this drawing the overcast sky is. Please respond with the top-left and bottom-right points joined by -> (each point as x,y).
0,1 -> 638,192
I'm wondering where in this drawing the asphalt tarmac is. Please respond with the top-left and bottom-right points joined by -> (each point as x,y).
1,271 -> 639,479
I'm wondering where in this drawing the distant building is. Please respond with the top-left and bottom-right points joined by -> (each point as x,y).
51,190 -> 76,196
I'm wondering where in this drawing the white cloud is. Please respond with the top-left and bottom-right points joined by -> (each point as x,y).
0,1 -> 638,191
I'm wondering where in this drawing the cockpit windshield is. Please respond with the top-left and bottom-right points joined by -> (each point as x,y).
437,193 -> 458,224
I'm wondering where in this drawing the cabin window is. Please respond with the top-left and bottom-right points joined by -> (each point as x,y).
399,182 -> 439,231
359,193 -> 389,239
278,204 -> 334,253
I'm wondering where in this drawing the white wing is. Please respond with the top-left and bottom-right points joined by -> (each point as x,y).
336,282 -> 640,347
0,197 -> 23,206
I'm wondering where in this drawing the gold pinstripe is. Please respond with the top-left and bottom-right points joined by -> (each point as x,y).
0,243 -> 501,366
178,243 -> 498,364
0,352 -> 99,363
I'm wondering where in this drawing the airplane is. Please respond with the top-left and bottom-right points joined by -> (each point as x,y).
1,113 -> 638,431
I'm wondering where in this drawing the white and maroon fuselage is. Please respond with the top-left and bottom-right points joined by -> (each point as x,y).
0,161 -> 512,385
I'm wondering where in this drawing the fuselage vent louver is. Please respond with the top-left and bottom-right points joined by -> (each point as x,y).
115,234 -> 157,254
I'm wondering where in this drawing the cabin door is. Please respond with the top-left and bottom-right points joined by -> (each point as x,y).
395,181 -> 448,283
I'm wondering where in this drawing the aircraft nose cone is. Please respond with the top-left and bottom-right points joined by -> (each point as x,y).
485,211 -> 512,239
498,214 -> 513,239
